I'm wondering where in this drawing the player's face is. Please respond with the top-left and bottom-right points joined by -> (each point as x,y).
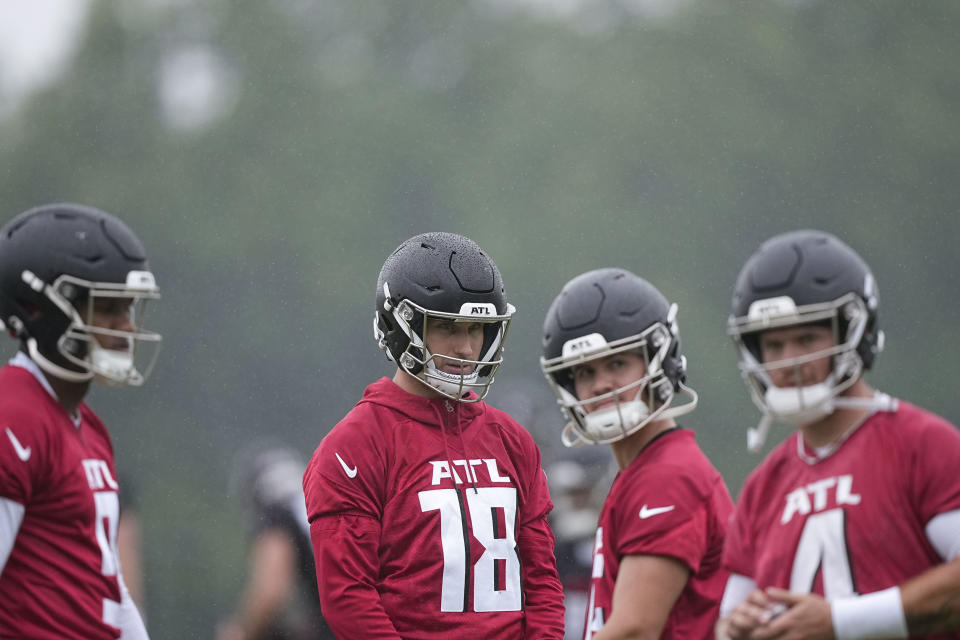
425,318 -> 485,375
89,297 -> 136,351
759,324 -> 835,388
572,351 -> 647,413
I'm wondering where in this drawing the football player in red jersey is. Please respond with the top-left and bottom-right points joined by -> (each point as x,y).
717,230 -> 960,640
302,233 -> 564,639
0,203 -> 160,638
540,268 -> 734,640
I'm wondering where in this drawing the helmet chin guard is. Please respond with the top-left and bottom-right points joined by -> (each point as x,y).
558,378 -> 699,447
747,389 -> 897,454
764,381 -> 837,425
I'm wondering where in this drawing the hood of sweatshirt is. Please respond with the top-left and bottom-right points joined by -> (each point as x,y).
358,377 -> 485,434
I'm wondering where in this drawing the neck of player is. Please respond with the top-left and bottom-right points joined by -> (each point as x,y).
47,374 -> 92,417
393,367 -> 443,398
800,378 -> 876,449
609,418 -> 677,471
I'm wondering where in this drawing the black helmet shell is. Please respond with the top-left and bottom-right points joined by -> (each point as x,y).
731,229 -> 881,368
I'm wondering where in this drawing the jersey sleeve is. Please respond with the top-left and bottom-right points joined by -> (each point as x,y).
722,471 -> 759,579
308,514 -> 402,639
303,413 -> 387,523
613,463 -> 712,573
906,411 -> 960,525
303,411 -> 402,639
517,438 -> 553,526
0,405 -> 49,506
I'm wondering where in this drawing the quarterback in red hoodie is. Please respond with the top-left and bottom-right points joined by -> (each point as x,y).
303,233 -> 564,639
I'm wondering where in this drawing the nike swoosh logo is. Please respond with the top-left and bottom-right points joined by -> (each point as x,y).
6,428 -> 31,462
335,452 -> 357,478
639,504 -> 674,519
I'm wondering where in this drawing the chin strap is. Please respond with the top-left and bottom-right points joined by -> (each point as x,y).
833,392 -> 896,412
91,347 -> 142,387
562,381 -> 699,448
748,391 -> 897,453
421,356 -> 476,400
747,414 -> 774,454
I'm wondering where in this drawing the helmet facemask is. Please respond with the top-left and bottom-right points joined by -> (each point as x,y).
376,294 -> 515,402
541,308 -> 698,447
729,293 -> 881,451
20,269 -> 162,386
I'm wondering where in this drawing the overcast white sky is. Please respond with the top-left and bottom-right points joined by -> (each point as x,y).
0,0 -> 89,108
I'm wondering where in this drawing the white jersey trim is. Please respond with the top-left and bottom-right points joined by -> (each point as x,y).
719,572 -> 757,619
116,569 -> 150,639
0,496 -> 25,576
926,509 -> 960,561
10,351 -> 58,400
9,352 -> 81,427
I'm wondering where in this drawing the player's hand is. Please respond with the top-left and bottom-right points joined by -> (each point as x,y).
747,588 -> 835,640
718,589 -> 785,639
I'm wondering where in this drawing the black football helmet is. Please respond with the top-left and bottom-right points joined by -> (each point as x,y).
728,229 -> 885,451
373,232 -> 515,402
0,203 -> 161,386
541,268 -> 697,447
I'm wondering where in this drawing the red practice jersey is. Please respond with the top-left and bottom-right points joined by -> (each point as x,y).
0,362 -> 125,639
583,428 -> 733,640
724,401 -> 960,639
303,377 -> 565,639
